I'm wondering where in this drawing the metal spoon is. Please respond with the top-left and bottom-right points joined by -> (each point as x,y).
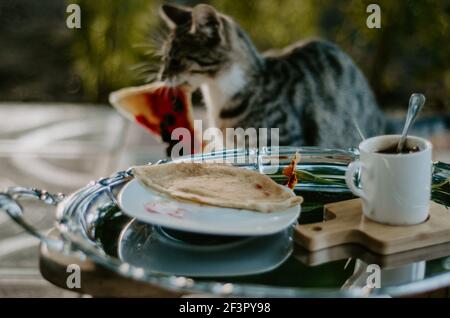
397,93 -> 426,153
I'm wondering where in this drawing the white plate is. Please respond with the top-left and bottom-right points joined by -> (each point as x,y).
118,179 -> 301,236
118,221 -> 293,277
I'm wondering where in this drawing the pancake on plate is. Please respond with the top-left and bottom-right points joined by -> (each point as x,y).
132,163 -> 302,213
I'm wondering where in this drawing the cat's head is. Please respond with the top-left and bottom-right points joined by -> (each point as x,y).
158,4 -> 250,88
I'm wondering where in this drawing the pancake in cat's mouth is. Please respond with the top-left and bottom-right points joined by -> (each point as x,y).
109,82 -> 201,155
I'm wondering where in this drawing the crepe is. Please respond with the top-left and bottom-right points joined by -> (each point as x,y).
109,82 -> 201,154
132,163 -> 302,213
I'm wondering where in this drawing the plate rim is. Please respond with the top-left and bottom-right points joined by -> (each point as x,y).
117,178 -> 301,236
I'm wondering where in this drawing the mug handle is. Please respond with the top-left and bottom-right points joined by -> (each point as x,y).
345,160 -> 370,205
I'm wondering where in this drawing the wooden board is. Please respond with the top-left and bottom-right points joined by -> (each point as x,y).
293,241 -> 450,268
294,199 -> 450,255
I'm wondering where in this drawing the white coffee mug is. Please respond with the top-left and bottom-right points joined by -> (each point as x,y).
345,135 -> 432,225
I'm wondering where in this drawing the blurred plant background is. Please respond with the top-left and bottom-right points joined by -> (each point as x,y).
0,0 -> 449,113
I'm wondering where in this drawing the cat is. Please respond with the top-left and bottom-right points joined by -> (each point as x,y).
156,3 -> 443,149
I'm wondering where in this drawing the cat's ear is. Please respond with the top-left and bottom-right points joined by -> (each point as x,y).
191,4 -> 222,40
160,4 -> 192,29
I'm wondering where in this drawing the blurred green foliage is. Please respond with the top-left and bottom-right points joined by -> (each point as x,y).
70,0 -> 161,101
70,0 -> 449,111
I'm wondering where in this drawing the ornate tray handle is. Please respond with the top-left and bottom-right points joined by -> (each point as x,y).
0,187 -> 66,250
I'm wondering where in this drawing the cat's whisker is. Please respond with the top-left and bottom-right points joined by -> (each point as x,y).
163,84 -> 170,100
148,27 -> 169,48
145,74 -> 157,83
130,62 -> 157,71
129,56 -> 162,83
132,43 -> 157,49
143,50 -> 163,57
157,85 -> 164,96
135,70 -> 159,79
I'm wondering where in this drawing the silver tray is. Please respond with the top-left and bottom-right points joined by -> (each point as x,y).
1,147 -> 449,297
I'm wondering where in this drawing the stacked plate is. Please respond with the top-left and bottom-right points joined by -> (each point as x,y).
117,171 -> 301,277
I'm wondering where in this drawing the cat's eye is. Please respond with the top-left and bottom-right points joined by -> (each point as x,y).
185,55 -> 220,68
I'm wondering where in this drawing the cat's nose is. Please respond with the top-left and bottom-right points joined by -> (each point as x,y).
160,58 -> 185,81
160,67 -> 170,80
160,64 -> 180,81
167,59 -> 184,73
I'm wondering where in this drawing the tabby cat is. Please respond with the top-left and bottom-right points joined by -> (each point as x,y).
158,3 -> 387,148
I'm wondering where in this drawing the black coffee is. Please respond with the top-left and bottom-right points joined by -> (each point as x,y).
376,144 -> 421,154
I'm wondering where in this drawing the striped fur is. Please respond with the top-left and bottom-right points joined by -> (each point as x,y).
159,4 -> 387,148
